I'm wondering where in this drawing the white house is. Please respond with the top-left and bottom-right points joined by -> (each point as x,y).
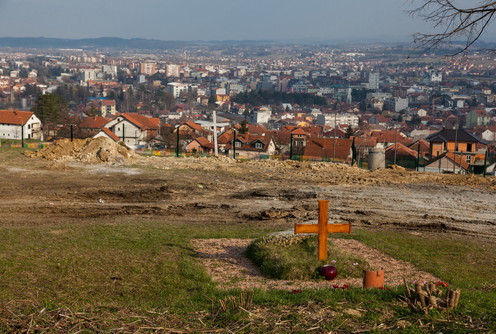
480,127 -> 496,142
167,82 -> 189,98
253,109 -> 271,124
0,110 -> 43,140
104,113 -> 159,149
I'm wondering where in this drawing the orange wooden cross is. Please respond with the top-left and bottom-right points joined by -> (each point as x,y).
294,200 -> 351,261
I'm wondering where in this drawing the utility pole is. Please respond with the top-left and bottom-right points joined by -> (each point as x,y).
453,115 -> 459,173
416,142 -> 421,172
393,126 -> 398,166
176,125 -> 180,158
232,130 -> 236,159
122,124 -> 125,143
289,133 -> 294,160
333,112 -> 337,163
483,150 -> 488,177
21,121 -> 24,148
213,110 -> 218,157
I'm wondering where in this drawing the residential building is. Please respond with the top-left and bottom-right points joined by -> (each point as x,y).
0,110 -> 42,140
165,64 -> 180,78
228,133 -> 276,159
425,128 -> 487,165
104,113 -> 160,149
302,138 -> 353,163
140,62 -> 157,76
384,97 -> 409,112
167,82 -> 189,98
465,110 -> 490,128
316,113 -> 359,127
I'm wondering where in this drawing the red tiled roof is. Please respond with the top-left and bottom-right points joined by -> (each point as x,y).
227,133 -> 273,152
101,100 -> 115,106
371,130 -> 412,145
247,124 -> 268,135
217,130 -> 234,144
100,127 -> 120,142
79,116 -> 110,129
355,136 -> 378,147
408,139 -> 430,153
122,113 -> 159,130
183,120 -> 203,132
0,110 -> 33,125
428,152 -> 469,170
194,137 -> 214,148
385,143 -> 418,159
291,128 -> 308,135
303,138 -> 353,162
272,130 -> 292,145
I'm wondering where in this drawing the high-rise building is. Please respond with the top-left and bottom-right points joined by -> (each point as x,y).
167,82 -> 189,98
367,72 -> 380,90
140,62 -> 157,76
165,64 -> 180,78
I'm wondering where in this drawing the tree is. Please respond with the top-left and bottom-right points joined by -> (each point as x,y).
31,94 -> 69,138
31,94 -> 68,124
239,120 -> 249,134
412,1 -> 496,54
345,125 -> 354,139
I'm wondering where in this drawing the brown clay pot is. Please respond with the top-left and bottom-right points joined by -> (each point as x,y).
363,269 -> 384,288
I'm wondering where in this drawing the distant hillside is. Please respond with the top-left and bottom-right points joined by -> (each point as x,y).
0,37 -> 196,50
0,37 -> 275,50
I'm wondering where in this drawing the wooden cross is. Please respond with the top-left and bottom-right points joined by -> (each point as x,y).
294,200 -> 351,261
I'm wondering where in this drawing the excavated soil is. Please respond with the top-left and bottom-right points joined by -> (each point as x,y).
3,142 -> 496,290
24,137 -> 138,164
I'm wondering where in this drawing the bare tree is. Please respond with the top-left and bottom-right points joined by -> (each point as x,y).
411,0 -> 496,54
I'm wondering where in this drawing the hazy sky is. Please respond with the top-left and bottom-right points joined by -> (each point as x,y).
0,0 -> 494,42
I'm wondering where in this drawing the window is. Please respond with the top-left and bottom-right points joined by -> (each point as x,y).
235,141 -> 242,148
255,142 -> 263,149
466,155 -> 471,163
467,143 -> 473,152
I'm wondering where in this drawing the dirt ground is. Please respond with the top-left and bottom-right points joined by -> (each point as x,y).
1,139 -> 496,288
191,238 -> 439,290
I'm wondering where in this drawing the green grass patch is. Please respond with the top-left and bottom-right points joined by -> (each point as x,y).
246,235 -> 370,280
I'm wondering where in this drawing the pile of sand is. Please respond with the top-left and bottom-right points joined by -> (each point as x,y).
25,137 -> 138,164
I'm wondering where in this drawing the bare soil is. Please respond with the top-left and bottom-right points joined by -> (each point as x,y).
2,139 -> 496,287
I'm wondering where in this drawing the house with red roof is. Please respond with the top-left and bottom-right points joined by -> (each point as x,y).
303,138 -> 353,163
408,139 -> 430,159
176,120 -> 208,138
226,133 -> 276,159
87,99 -> 117,117
0,109 -> 42,140
104,113 -> 160,149
186,137 -> 214,154
385,143 -> 419,167
424,152 -> 470,174
94,127 -> 121,143
371,130 -> 413,147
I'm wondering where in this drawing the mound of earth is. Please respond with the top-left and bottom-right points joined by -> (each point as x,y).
25,137 -> 138,164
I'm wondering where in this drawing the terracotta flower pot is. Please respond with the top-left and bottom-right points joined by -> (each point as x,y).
363,269 -> 384,288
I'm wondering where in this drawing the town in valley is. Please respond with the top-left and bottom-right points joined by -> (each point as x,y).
0,40 -> 495,174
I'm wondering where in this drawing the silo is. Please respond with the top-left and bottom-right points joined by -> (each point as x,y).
368,148 -> 385,170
